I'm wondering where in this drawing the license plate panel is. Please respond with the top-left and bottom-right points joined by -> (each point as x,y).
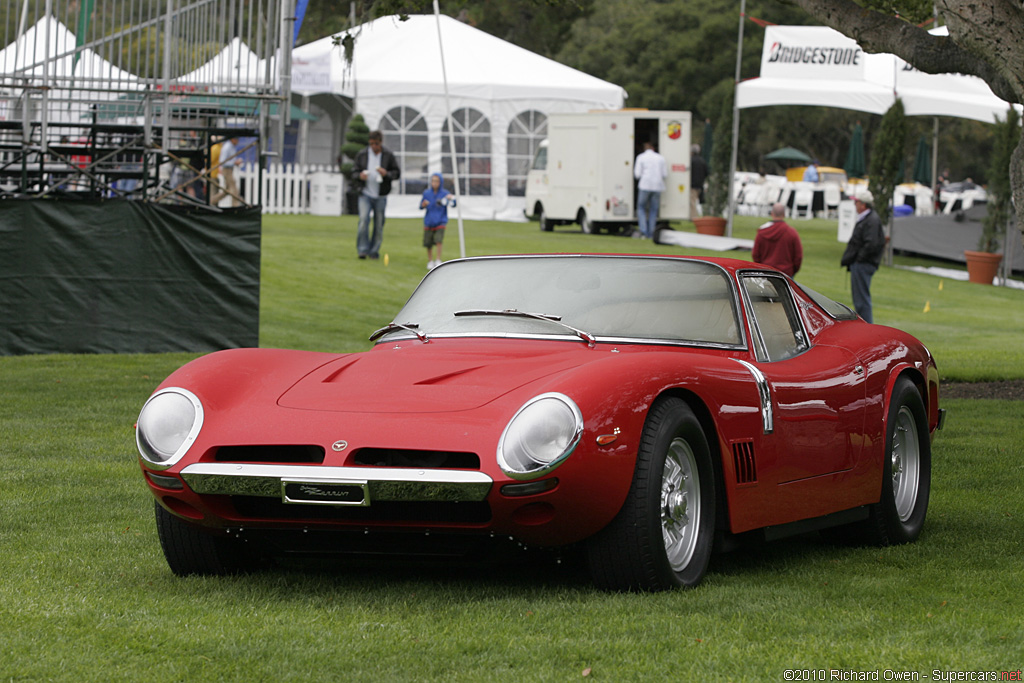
281,478 -> 370,506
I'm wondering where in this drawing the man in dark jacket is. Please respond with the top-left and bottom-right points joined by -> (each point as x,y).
840,190 -> 886,323
352,130 -> 401,259
752,202 -> 803,277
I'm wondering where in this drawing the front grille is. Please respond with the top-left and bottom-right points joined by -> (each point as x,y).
230,495 -> 491,524
349,448 -> 480,469
214,445 -> 326,464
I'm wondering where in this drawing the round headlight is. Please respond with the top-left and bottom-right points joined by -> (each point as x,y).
136,388 -> 203,469
497,393 -> 582,480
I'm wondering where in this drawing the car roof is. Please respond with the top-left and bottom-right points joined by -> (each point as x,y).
466,253 -> 770,276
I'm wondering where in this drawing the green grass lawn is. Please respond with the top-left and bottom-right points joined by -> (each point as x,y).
1,214 -> 1022,681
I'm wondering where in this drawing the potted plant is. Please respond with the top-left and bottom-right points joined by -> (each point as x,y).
965,107 -> 1017,284
339,113 -> 369,215
695,92 -> 731,236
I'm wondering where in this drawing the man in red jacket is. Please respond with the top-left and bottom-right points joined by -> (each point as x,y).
752,202 -> 803,277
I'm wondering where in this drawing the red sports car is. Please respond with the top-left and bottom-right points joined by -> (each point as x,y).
136,254 -> 944,591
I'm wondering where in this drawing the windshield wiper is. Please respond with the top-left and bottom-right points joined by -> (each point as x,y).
369,321 -> 428,342
453,309 -> 596,347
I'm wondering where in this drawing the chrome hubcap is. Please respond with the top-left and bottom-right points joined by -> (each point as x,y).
661,437 -> 701,571
891,405 -> 921,522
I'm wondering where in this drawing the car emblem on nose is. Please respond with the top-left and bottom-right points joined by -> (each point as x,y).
332,440 -> 348,452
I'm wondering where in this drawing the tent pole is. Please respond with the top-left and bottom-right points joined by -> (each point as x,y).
931,116 -> 938,207
726,0 -> 746,237
434,0 -> 466,259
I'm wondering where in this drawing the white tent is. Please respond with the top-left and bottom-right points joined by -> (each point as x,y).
736,25 -> 1017,124
180,37 -> 269,90
736,26 -> 894,116
0,16 -> 138,125
0,16 -> 138,88
291,14 -> 627,220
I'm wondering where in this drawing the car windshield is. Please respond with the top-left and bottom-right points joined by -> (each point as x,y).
380,256 -> 742,346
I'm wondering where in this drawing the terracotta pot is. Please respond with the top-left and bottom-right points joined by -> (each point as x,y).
963,250 -> 1002,285
693,216 -> 727,236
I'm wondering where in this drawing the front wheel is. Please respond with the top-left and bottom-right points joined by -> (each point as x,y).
155,501 -> 256,576
538,206 -> 553,232
587,397 -> 716,591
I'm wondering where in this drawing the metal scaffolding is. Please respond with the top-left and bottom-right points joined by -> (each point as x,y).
0,0 -> 293,206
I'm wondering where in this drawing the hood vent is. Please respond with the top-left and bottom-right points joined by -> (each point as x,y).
732,440 -> 757,484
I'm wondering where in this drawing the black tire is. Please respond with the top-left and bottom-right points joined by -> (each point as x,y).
587,397 -> 716,591
538,206 -> 553,232
822,377 -> 931,546
579,211 -> 594,234
155,500 -> 254,576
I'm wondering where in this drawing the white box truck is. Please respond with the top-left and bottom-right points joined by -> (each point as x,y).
524,110 -> 692,235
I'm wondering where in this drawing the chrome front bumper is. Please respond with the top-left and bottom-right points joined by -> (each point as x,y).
180,463 -> 493,506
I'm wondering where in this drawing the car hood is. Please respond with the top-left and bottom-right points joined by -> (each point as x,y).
277,341 -> 593,414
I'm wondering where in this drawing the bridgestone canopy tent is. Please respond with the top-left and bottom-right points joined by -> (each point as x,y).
736,25 -> 1019,124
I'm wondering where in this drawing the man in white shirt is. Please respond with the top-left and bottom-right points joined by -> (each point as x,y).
634,141 -> 667,239
353,130 -> 401,260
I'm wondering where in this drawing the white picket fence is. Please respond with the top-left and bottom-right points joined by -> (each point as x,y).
230,162 -> 343,214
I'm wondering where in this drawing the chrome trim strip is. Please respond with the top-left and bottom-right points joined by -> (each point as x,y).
180,463 -> 493,502
733,359 -> 774,434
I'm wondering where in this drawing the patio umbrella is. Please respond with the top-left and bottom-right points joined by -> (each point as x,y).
843,122 -> 866,179
912,134 -> 932,186
764,146 -> 812,163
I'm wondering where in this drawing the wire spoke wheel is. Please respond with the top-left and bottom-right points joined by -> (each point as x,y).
661,437 -> 701,571
586,397 -> 715,591
891,405 -> 921,522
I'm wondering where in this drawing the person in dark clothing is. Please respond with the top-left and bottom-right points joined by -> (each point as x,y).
352,130 -> 401,260
689,143 -> 708,217
752,202 -> 803,277
840,190 -> 886,323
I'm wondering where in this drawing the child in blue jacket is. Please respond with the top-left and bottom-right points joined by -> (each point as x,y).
420,172 -> 454,269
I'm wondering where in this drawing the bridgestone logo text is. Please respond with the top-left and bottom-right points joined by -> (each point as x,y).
768,43 -> 861,66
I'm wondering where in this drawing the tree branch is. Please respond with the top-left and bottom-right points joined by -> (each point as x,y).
785,0 -> 1020,104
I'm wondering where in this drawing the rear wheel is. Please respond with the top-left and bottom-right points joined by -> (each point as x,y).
155,501 -> 255,576
822,377 -> 931,546
587,397 -> 716,591
579,210 -> 594,234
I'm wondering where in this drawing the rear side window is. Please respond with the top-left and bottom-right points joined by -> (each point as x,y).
797,284 -> 858,320
741,275 -> 809,362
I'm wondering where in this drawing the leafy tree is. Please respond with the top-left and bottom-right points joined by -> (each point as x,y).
868,99 -> 906,227
705,87 -> 734,218
339,113 -> 369,177
979,107 -> 1019,253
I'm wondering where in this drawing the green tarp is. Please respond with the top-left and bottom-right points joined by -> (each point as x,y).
0,200 -> 260,354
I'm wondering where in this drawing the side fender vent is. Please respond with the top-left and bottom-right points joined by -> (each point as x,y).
732,440 -> 758,484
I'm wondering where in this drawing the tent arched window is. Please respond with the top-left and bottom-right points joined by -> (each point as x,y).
442,108 -> 491,196
380,106 -> 429,195
507,111 -> 547,197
